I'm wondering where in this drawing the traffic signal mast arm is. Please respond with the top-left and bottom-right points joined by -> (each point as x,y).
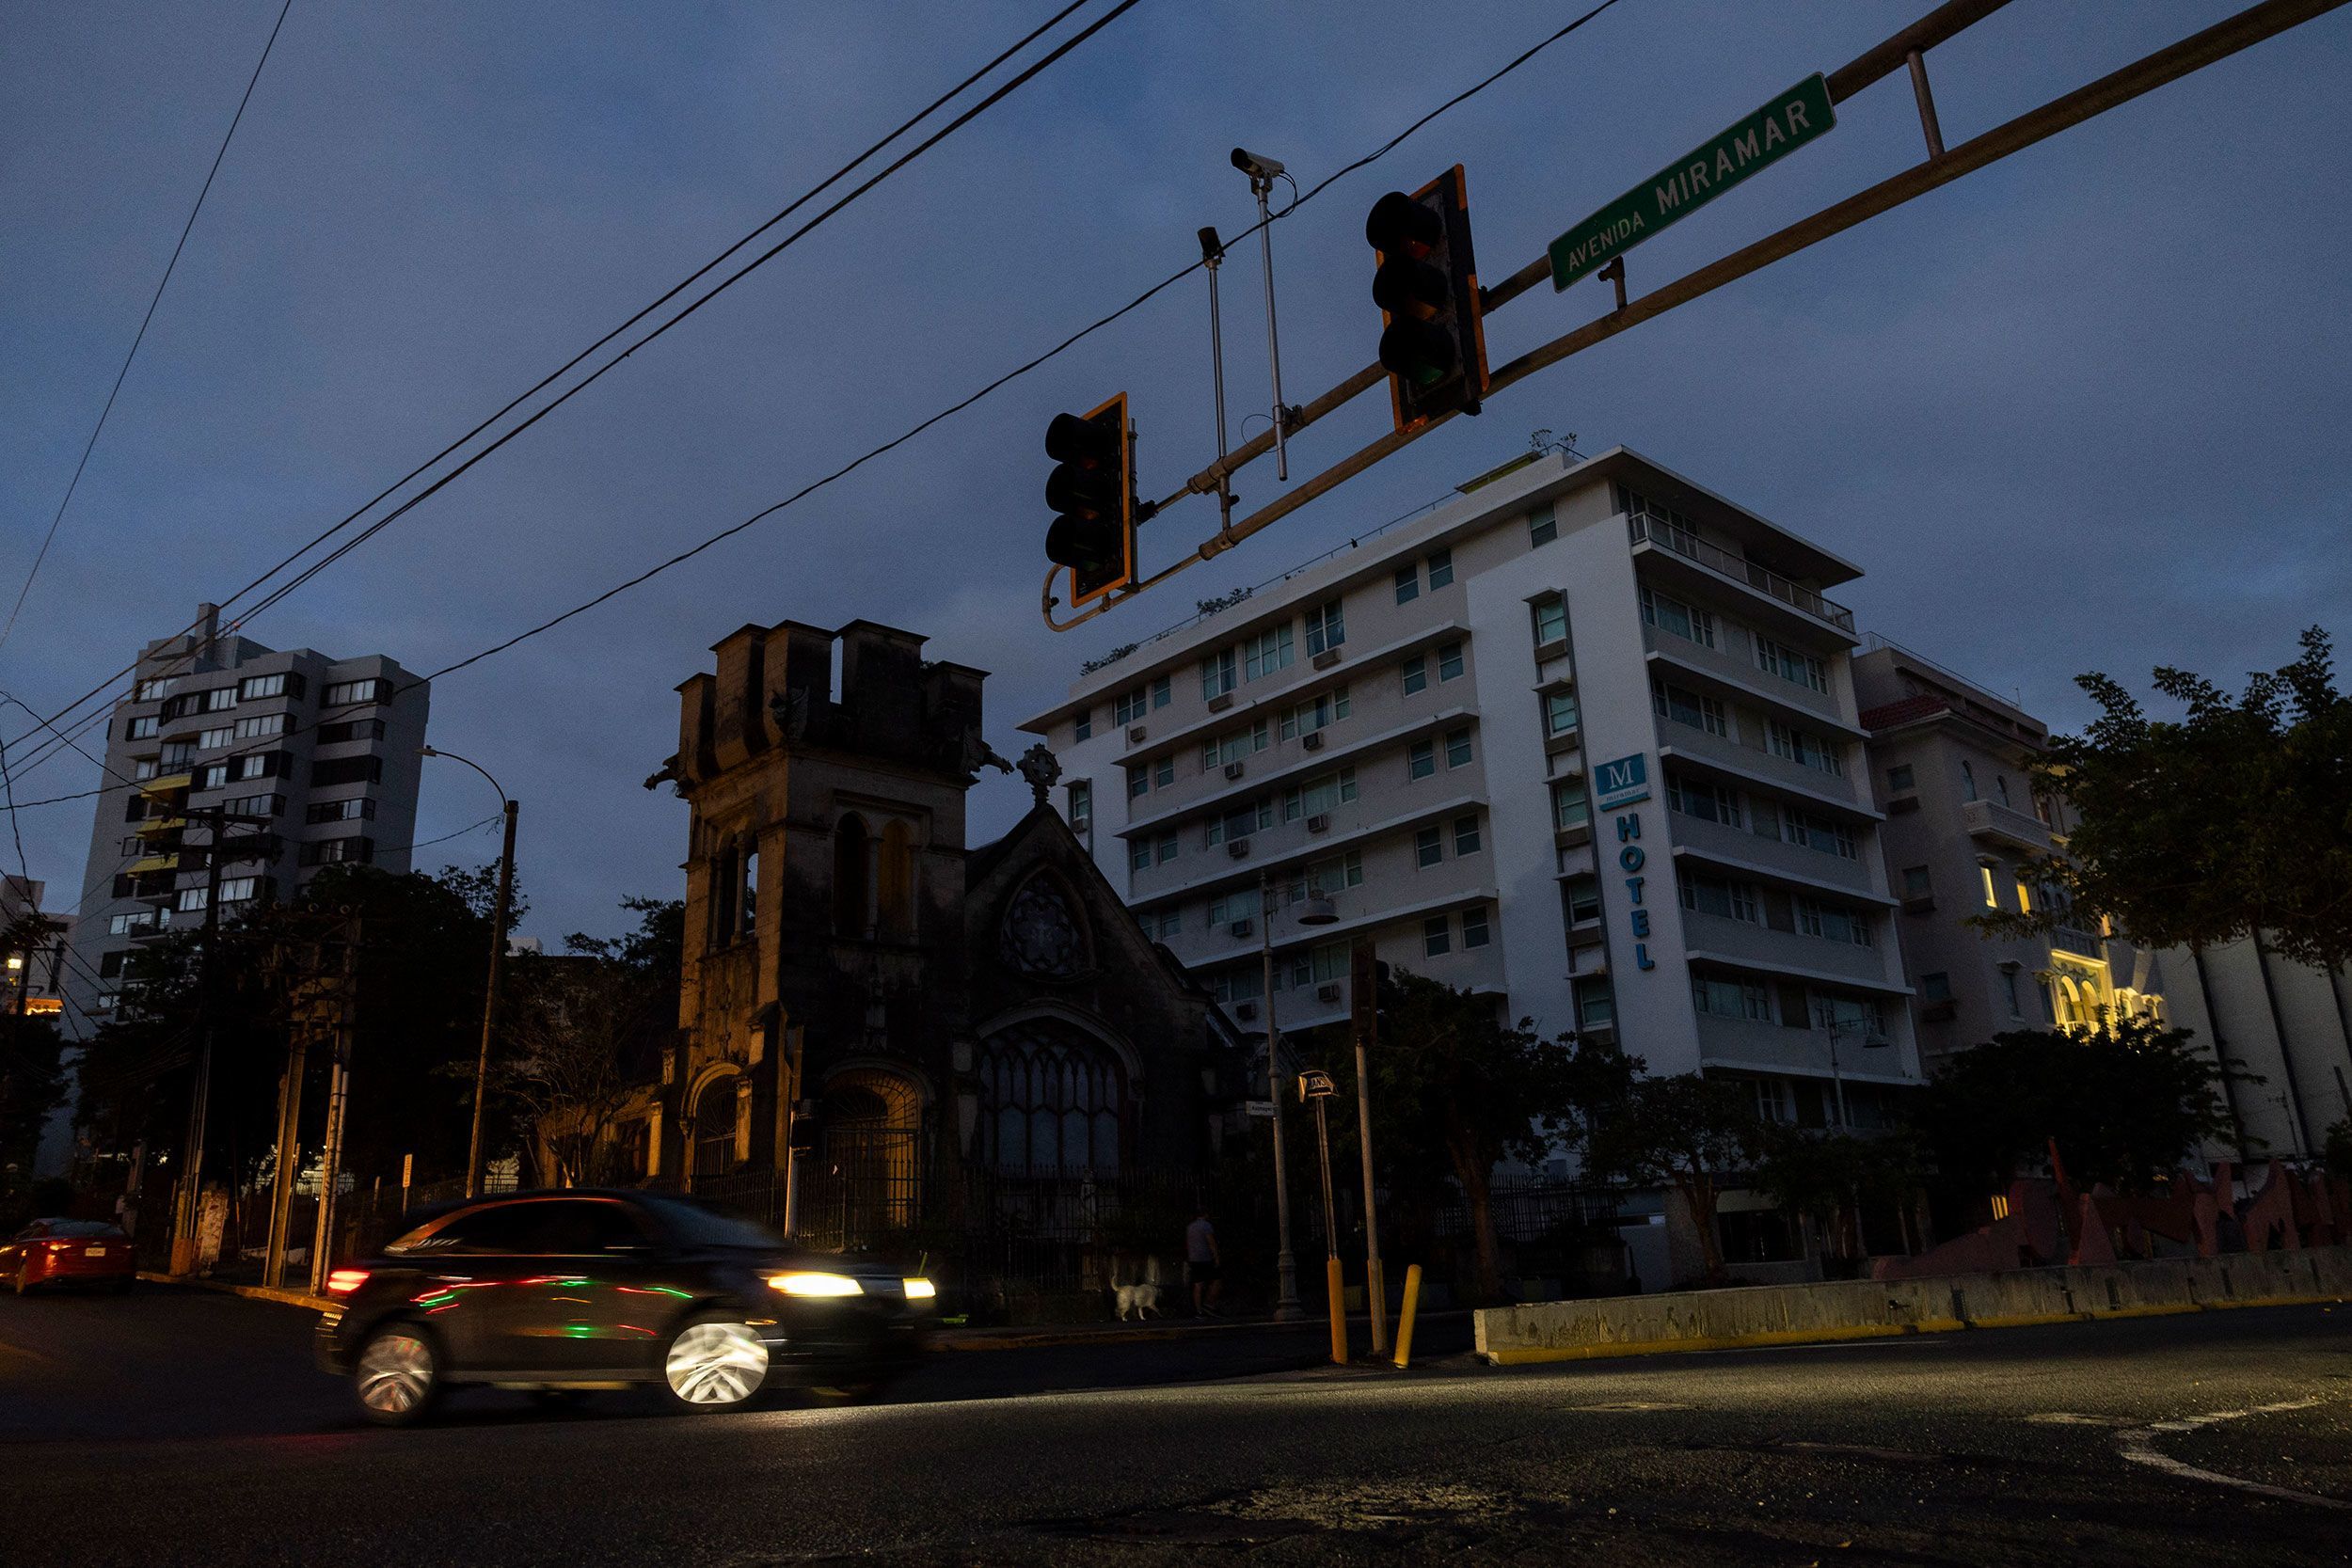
1045,0 -> 2340,629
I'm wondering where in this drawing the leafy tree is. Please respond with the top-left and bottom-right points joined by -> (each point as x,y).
1753,1127 -> 1925,1264
1979,627 -> 2352,969
1914,1015 -> 2234,1192
2321,1118 -> 2351,1182
1309,970 -> 1631,1304
1,911 -> 69,1216
1580,1073 -> 1765,1284
499,897 -> 681,1186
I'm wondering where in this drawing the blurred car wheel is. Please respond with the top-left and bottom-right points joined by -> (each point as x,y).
661,1317 -> 768,1413
355,1324 -> 441,1426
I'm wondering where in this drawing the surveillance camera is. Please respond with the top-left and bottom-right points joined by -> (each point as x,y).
1230,147 -> 1285,181
1197,226 -> 1225,264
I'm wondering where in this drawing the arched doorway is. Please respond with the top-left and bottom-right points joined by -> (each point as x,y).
691,1074 -> 739,1179
816,1068 -> 922,1244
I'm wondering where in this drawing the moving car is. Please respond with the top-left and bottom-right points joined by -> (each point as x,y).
315,1189 -> 930,1425
5,1218 -> 135,1294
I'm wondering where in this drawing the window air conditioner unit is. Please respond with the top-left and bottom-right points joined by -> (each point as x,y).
1223,762 -> 1245,781
1207,692 -> 1234,712
1127,725 -> 1147,744
1301,732 -> 1325,752
1227,840 -> 1250,859
1235,1001 -> 1257,1021
1306,813 -> 1330,833
1312,648 -> 1343,671
1230,919 -> 1254,939
1316,983 -> 1343,1005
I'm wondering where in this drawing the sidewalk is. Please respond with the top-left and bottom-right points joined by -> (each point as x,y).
136,1272 -> 1464,1354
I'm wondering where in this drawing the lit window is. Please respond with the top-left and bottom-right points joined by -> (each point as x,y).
2014,879 -> 2032,913
1979,863 -> 1999,908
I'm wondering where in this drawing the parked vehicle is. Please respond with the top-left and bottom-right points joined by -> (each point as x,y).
4,1219 -> 135,1294
314,1189 -> 930,1425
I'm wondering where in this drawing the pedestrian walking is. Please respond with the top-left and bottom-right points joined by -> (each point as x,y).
1184,1204 -> 1222,1318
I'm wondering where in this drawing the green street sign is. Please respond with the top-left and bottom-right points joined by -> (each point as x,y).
1549,73 -> 1836,292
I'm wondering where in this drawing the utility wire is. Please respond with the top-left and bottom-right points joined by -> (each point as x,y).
1,0 -> 1107,766
0,0 -> 296,656
428,0 -> 1625,681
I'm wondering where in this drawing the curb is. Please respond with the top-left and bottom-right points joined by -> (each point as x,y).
935,1308 -> 1471,1354
1479,1291 -> 2345,1367
137,1271 -> 329,1312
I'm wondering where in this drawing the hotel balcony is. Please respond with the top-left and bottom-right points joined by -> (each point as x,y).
1961,798 -> 2053,855
1629,512 -> 1856,636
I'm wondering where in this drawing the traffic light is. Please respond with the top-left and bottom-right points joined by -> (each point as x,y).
1044,392 -> 1138,606
1365,166 -> 1488,433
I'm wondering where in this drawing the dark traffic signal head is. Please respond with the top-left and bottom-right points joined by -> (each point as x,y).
1044,393 -> 1136,606
1365,166 -> 1487,433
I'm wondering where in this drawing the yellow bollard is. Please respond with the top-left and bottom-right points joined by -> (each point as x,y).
1391,1263 -> 1423,1369
1327,1257 -> 1348,1365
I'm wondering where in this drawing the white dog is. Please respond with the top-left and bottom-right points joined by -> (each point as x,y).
1114,1254 -> 1164,1321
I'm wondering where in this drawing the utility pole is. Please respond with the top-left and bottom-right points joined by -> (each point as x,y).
308,913 -> 358,1294
1349,941 -> 1387,1356
170,804 -> 229,1275
1259,872 -> 1301,1323
424,747 -> 516,1198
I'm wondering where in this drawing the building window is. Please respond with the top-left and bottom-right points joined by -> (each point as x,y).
1994,773 -> 2012,806
198,726 -> 234,751
1408,741 -> 1436,781
1453,814 -> 1482,856
238,672 -> 300,701
1921,973 -> 1953,1004
1901,865 -> 1931,900
135,677 -> 171,702
1796,898 -> 1873,946
1529,503 -> 1558,546
1201,650 -> 1238,701
1152,674 -> 1171,709
1291,850 -> 1364,898
1767,721 -> 1842,774
1425,548 -> 1454,590
1551,781 -> 1590,832
1755,635 -> 1828,692
1280,767 -> 1356,822
1444,728 -> 1472,768
1532,596 -> 1567,648
1154,755 -> 1175,789
1543,690 -> 1580,738
1244,623 -> 1295,680
1693,975 -> 1771,1021
2000,967 -> 2025,1018
1678,869 -> 1759,924
1782,807 -> 1857,859
1437,641 -> 1464,682
2013,878 -> 2033,914
322,678 -> 386,707
1203,798 -> 1273,847
1666,771 -> 1740,828
1306,600 -> 1345,657
1885,764 -> 1915,793
977,1025 -> 1127,1175
1127,766 -> 1149,800
1394,563 -> 1420,605
1154,908 -> 1181,940
1653,680 -> 1727,738
1280,686 -> 1350,740
177,887 -> 210,913
1068,780 -> 1092,834
1960,760 -> 1979,801
1114,688 -> 1148,725
1574,975 -> 1613,1027
238,752 -> 288,781
1128,840 -> 1151,873
310,755 -> 381,787
126,715 -> 160,741
1563,877 -> 1601,924
1402,657 -> 1428,696
202,687 -> 238,713
1461,904 -> 1489,948
1979,863 -> 1999,908
299,836 -> 374,867
1638,586 -> 1716,648
1202,719 -> 1269,770
198,763 -> 228,791
306,798 -> 373,825
316,718 -> 386,744
1154,832 -> 1177,865
1422,915 -> 1452,958
1416,827 -> 1443,867
219,877 -> 260,905
232,712 -> 289,740
1074,708 -> 1092,742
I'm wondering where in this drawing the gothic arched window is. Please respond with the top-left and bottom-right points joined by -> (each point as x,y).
832,813 -> 871,938
977,1022 -> 1125,1174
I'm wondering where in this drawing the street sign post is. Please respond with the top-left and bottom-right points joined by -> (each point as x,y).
1549,73 -> 1836,292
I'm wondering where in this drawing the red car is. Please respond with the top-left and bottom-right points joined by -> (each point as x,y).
5,1219 -> 136,1294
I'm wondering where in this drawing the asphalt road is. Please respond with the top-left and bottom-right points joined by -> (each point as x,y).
5,1284 -> 2348,1566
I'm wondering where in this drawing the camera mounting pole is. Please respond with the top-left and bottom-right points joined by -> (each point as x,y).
1198,226 -> 1236,532
1232,148 -> 1295,481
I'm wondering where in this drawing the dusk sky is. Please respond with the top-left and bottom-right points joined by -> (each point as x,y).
7,0 -> 2347,947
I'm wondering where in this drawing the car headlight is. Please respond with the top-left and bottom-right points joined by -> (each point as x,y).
768,1271 -> 863,1298
903,1277 -> 936,1301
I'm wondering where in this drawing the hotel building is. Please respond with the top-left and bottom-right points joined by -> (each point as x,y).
1024,447 -> 1923,1132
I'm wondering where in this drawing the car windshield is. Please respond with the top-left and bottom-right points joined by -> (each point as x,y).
31,1219 -> 123,1239
639,1194 -> 786,1251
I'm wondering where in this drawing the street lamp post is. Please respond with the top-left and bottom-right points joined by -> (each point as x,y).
422,747 -> 517,1198
1258,873 -> 1337,1323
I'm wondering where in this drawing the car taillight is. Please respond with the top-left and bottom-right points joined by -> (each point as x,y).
326,1268 -> 371,1295
44,1240 -> 75,1252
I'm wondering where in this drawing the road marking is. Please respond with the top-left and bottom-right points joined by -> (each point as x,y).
2116,1398 -> 2348,1511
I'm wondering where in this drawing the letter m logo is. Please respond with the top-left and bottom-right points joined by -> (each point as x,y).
1595,752 -> 1650,809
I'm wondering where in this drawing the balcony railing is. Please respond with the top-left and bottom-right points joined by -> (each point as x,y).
1629,511 -> 1855,633
2050,926 -> 2106,959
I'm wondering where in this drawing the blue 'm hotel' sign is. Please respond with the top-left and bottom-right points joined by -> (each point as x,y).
1594,752 -> 1657,973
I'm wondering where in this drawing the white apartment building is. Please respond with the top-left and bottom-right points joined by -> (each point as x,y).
1024,447 -> 1922,1131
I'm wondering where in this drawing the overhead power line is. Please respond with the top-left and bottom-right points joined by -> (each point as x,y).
426,0 -> 1628,681
0,0 -> 296,656
1,0 -> 1117,771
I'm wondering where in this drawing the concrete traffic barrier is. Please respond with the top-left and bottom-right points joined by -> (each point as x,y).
1473,1244 -> 2352,1366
